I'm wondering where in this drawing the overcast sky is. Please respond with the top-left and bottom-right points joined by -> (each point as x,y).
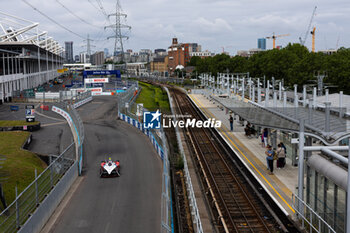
2,0 -> 349,56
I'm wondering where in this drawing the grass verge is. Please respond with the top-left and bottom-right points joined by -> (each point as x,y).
136,82 -> 170,113
0,131 -> 46,204
0,121 -> 38,127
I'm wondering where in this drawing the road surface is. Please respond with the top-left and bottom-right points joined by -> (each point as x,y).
49,96 -> 162,233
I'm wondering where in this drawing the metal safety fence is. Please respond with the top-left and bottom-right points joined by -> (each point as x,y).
117,83 -> 139,115
292,194 -> 336,233
52,94 -> 87,174
0,88 -> 89,232
0,143 -> 75,233
164,87 -> 203,233
59,89 -> 91,103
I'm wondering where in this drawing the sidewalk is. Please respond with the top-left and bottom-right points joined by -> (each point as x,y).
188,93 -> 298,217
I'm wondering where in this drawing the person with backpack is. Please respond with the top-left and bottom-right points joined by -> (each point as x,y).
280,142 -> 287,154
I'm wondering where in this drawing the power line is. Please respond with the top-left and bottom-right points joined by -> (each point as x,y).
105,0 -> 131,61
87,0 -> 115,34
56,0 -> 111,42
87,0 -> 101,12
95,0 -> 108,17
87,0 -> 107,18
22,0 -> 85,39
55,0 -> 101,28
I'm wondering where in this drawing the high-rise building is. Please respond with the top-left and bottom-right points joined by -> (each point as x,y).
258,38 -> 266,50
104,48 -> 109,58
80,52 -> 88,64
65,41 -> 74,63
74,55 -> 80,63
187,43 -> 200,52
90,51 -> 105,65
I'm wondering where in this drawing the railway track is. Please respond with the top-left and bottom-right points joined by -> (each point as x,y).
170,87 -> 279,233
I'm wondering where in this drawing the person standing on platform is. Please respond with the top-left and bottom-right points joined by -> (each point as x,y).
261,129 -> 265,147
265,145 -> 274,174
276,144 -> 286,168
229,114 -> 234,131
263,128 -> 268,147
280,142 -> 287,155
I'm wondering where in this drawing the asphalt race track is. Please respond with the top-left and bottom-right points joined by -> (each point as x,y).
50,96 -> 162,233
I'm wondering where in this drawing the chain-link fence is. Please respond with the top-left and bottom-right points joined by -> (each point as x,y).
136,76 -> 184,85
12,88 -> 92,104
0,143 -> 75,233
59,90 -> 91,104
52,98 -> 85,174
0,87 -> 89,232
117,83 -> 139,116
160,126 -> 173,233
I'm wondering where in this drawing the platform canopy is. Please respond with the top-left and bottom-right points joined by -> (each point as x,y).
0,11 -> 63,55
212,95 -> 349,145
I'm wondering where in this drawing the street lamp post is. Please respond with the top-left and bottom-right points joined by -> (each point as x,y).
297,119 -> 305,217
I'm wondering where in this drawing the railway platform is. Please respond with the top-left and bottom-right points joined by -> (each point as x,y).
188,92 -> 298,218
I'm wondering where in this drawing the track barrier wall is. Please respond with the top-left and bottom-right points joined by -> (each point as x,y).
18,161 -> 78,233
117,82 -> 173,233
118,112 -> 173,233
118,112 -> 164,160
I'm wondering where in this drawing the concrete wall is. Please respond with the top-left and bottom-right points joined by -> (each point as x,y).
18,161 -> 78,233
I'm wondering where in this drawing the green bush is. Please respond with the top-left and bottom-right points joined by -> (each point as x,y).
175,155 -> 184,170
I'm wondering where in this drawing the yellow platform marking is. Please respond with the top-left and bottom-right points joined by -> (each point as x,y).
217,123 -> 292,197
190,94 -> 295,213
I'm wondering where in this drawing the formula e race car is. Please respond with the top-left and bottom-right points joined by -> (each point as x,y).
100,158 -> 120,177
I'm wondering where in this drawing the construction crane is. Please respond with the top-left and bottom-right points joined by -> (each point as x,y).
221,45 -> 233,54
299,6 -> 317,46
266,33 -> 290,49
336,35 -> 340,50
311,27 -> 316,52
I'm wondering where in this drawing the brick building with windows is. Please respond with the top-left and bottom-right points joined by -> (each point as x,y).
168,38 -> 201,75
150,56 -> 169,75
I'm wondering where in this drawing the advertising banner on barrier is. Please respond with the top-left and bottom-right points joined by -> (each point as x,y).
73,96 -> 93,109
87,88 -> 103,96
84,78 -> 109,84
52,106 -> 73,127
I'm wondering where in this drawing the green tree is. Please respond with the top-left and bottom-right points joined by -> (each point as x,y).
190,44 -> 350,93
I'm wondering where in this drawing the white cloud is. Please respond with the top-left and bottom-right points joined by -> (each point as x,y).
194,17 -> 232,33
0,0 -> 349,54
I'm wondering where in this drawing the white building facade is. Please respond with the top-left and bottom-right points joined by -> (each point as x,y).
0,12 -> 64,103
